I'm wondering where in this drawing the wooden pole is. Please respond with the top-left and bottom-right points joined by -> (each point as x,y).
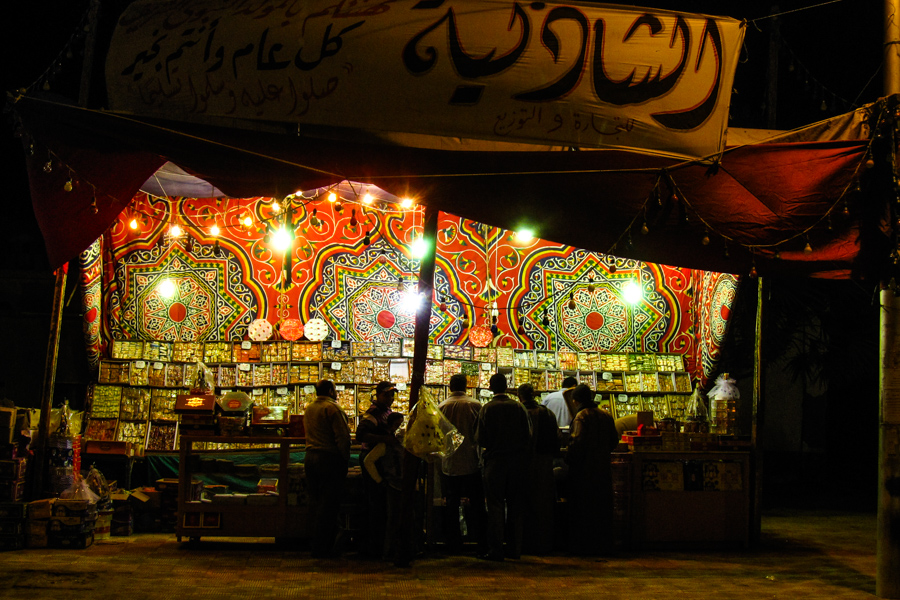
30,266 -> 68,499
750,276 -> 766,545
879,1 -> 900,596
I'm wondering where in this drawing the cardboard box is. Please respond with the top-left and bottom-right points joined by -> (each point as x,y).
49,531 -> 94,549
0,519 -> 24,535
52,499 -> 97,518
175,394 -> 216,415
0,480 -> 25,502
251,405 -> 290,425
0,407 -> 15,430
0,534 -> 25,551
0,502 -> 27,520
27,499 -> 54,520
0,427 -> 12,445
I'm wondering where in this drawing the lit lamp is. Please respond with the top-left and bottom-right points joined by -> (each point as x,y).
622,281 -> 642,304
158,278 -> 177,298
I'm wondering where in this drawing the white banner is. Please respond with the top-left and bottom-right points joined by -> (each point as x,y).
106,0 -> 745,159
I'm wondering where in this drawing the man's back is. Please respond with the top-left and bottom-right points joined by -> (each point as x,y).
439,392 -> 482,475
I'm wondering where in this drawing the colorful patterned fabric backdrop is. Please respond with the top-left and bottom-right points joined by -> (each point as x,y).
98,194 -> 739,383
78,237 -> 104,370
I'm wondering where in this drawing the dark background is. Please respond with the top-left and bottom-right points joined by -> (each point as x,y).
0,0 -> 887,508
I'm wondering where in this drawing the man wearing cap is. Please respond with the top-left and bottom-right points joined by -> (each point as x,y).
542,376 -> 578,429
356,381 -> 400,558
474,373 -> 532,561
303,379 -> 351,558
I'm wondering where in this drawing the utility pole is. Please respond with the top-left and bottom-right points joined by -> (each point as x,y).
878,1 -> 900,597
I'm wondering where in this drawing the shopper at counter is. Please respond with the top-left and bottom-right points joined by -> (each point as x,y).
437,373 -> 487,554
303,379 -> 351,558
565,384 -> 619,556
356,381 -> 400,558
542,376 -> 578,428
475,373 -> 532,561
518,383 -> 560,554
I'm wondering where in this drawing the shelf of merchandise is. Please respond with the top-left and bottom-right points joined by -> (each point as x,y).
86,341 -> 697,451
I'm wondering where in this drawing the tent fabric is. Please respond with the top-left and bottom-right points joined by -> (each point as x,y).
12,93 -> 880,279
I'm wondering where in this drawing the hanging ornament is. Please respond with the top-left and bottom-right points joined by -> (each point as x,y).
363,228 -> 372,245
279,318 -> 304,341
641,221 -> 649,235
490,323 -> 500,337
396,276 -> 404,292
587,275 -> 595,293
541,310 -> 550,328
469,325 -> 493,347
567,292 -> 576,310
461,316 -> 470,329
214,240 -> 221,256
701,231 -> 710,246
63,179 -> 73,192
609,262 -> 617,274
749,265 -> 758,279
804,240 -> 813,253
304,318 -> 329,342
517,317 -> 526,335
439,301 -> 447,312
248,318 -> 273,342
349,209 -> 358,227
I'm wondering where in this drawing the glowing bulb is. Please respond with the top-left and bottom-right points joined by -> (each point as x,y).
516,229 -> 534,242
271,201 -> 281,212
209,224 -> 220,236
243,215 -> 253,228
272,226 -> 293,252
400,197 -> 414,209
158,279 -> 176,298
410,236 -> 428,258
129,218 -> 138,230
328,192 -> 337,203
400,290 -> 423,314
363,193 -> 374,205
623,281 -> 643,304
170,224 -> 182,237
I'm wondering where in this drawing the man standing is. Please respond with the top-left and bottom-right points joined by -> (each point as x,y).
437,373 -> 486,554
303,379 -> 351,558
542,376 -> 578,429
356,381 -> 399,558
474,373 -> 531,561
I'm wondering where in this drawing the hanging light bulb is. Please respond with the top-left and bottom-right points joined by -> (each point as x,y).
328,192 -> 337,203
461,315 -> 470,329
63,179 -> 73,192
541,310 -> 550,328
363,229 -> 372,245
567,292 -> 576,310
516,228 -> 534,243
804,240 -> 813,253
641,222 -> 649,235
129,218 -> 138,230
749,265 -> 758,278
396,276 -> 404,292
587,275 -> 595,293
609,262 -> 617,274
170,224 -> 183,238
310,208 -> 320,227
349,209 -> 358,227
517,317 -> 526,335
271,200 -> 281,213
209,224 -> 220,236
623,281 -> 642,304
411,235 -> 428,258
272,226 -> 293,252
701,230 -> 710,246
242,215 -> 253,228
363,193 -> 374,205
158,278 -> 176,298
335,200 -> 344,213
490,323 -> 500,336
401,197 -> 414,209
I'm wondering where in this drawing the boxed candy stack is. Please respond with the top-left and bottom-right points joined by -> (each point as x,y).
0,501 -> 26,551
49,499 -> 97,549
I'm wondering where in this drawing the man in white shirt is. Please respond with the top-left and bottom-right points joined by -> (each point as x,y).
541,376 -> 578,429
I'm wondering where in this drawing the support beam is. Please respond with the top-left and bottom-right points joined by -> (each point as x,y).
31,265 -> 68,500
750,276 -> 766,545
879,1 -> 900,596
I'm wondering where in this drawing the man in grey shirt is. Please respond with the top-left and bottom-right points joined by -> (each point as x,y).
437,373 -> 486,554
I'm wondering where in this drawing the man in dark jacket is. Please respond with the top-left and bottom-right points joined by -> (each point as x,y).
474,373 -> 531,561
518,383 -> 560,554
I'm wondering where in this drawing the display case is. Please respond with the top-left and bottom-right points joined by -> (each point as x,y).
176,435 -> 308,542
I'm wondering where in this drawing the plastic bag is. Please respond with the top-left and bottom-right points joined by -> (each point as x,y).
685,385 -> 708,420
60,474 -> 100,502
402,388 -> 463,461
190,361 -> 216,394
85,466 -> 110,505
708,374 -> 739,401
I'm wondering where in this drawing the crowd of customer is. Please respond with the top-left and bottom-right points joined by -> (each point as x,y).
303,373 -> 622,565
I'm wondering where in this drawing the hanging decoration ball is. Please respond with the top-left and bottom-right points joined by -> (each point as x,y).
609,263 -> 617,274
567,292 -> 576,311
461,316 -> 470,329
490,324 -> 500,337
468,325 -> 493,347
279,318 -> 304,341
517,324 -> 526,335
439,302 -> 447,312
248,318 -> 273,342
641,222 -> 649,235
349,209 -> 358,227
304,318 -> 329,342
701,233 -> 710,246
749,266 -> 758,279
63,180 -> 73,192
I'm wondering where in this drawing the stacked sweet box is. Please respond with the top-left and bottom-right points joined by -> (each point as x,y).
0,457 -> 27,502
25,498 -> 54,548
49,499 -> 97,549
0,501 -> 26,551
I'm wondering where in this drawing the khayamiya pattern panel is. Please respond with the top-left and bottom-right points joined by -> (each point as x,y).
98,194 -> 738,382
